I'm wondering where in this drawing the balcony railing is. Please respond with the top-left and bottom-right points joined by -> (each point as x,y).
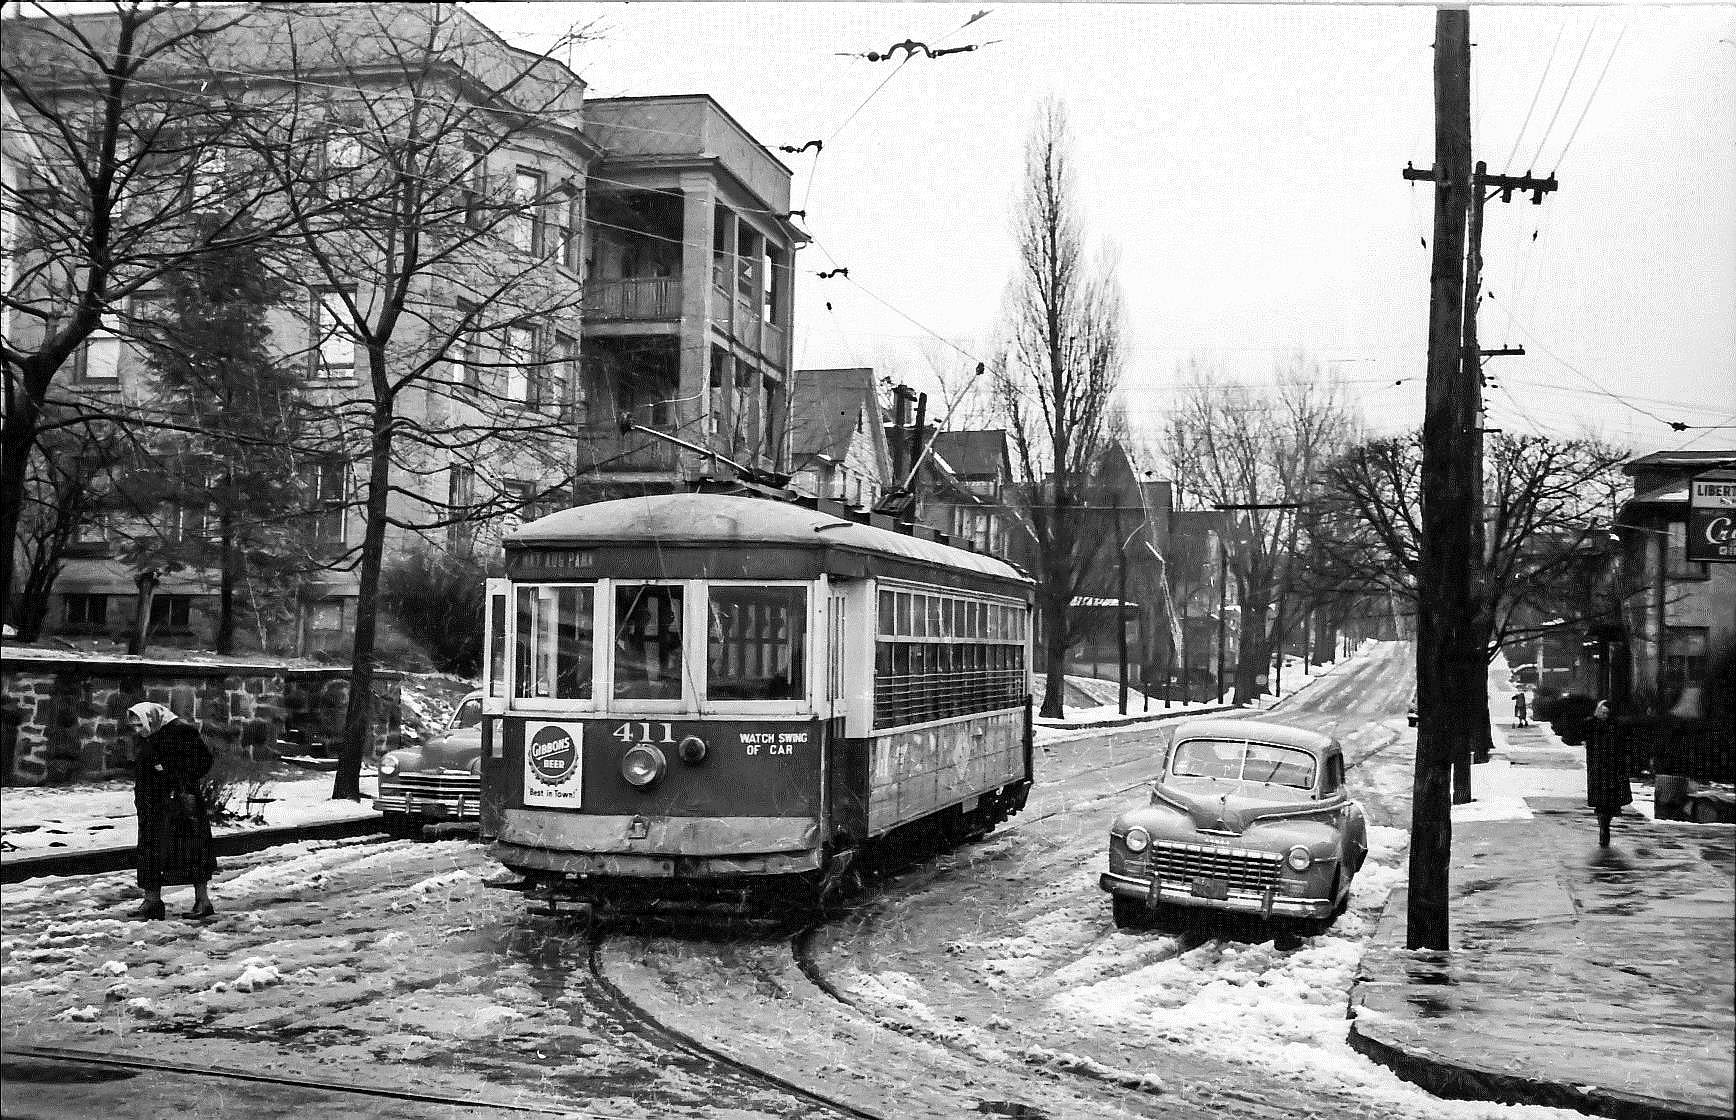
583,276 -> 681,321
574,426 -> 682,474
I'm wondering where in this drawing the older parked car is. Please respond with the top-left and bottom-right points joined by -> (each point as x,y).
374,689 -> 484,833
1100,719 -> 1367,931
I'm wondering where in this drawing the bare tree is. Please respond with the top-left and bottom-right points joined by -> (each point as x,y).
990,100 -> 1126,718
1318,430 -> 1631,783
1,1 -> 269,628
1163,355 -> 1356,703
204,4 -> 595,798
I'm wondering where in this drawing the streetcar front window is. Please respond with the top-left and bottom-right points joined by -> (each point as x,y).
514,585 -> 595,701
614,584 -> 684,700
706,586 -> 806,700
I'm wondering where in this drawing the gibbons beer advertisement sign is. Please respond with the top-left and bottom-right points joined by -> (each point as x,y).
1688,472 -> 1736,563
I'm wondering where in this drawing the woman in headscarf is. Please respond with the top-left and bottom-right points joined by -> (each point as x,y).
126,702 -> 218,920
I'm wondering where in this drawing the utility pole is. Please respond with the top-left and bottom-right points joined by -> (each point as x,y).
1215,535 -> 1228,704
1406,7 -> 1473,953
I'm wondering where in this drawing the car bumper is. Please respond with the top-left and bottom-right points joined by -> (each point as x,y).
373,784 -> 481,821
1099,870 -> 1332,919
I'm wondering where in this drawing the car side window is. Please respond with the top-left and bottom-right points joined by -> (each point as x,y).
452,699 -> 483,730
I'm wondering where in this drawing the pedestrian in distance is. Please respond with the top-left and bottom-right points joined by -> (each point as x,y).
124,702 -> 218,921
1513,690 -> 1529,728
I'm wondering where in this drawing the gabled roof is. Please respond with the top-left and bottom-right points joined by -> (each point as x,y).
788,368 -> 890,478
929,430 -> 1008,479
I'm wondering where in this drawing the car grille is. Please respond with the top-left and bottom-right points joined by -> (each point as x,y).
395,772 -> 477,794
1133,840 -> 1282,891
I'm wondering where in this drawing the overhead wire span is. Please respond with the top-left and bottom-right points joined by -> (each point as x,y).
1546,24 -> 1626,173
1484,292 -> 1692,430
1503,25 -> 1564,171
1527,23 -> 1597,173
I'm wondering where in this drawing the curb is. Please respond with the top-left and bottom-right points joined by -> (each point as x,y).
1038,702 -> 1239,733
0,816 -> 387,884
1347,893 -> 1728,1120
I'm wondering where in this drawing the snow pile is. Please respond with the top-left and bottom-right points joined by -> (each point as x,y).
215,956 -> 282,993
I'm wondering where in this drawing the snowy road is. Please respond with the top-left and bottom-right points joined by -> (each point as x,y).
1,642 -> 1580,1118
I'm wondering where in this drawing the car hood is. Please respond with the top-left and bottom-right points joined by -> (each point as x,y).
1153,781 -> 1342,836
418,727 -> 483,770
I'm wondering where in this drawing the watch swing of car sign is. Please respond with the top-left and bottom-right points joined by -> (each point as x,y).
524,722 -> 584,807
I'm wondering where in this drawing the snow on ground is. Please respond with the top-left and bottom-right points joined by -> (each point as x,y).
1,771 -> 379,857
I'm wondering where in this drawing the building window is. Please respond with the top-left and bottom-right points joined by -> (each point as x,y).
1665,521 -> 1710,580
540,331 -> 577,416
301,459 -> 346,545
509,168 -> 545,254
74,312 -> 123,384
454,300 -> 483,391
448,465 -> 475,556
74,511 -> 110,548
1661,627 -> 1709,697
305,598 -> 349,655
312,288 -> 356,378
149,594 -> 192,632
502,323 -> 534,403
64,593 -> 109,629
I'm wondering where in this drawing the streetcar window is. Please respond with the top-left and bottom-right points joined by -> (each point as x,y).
514,585 -> 594,700
614,584 -> 684,700
706,586 -> 806,700
487,590 -> 507,699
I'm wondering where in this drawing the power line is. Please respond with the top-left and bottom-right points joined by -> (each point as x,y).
1547,25 -> 1625,173
1503,25 -> 1564,170
1527,24 -> 1597,172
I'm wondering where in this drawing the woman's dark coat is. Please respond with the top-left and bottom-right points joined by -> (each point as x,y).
134,720 -> 218,888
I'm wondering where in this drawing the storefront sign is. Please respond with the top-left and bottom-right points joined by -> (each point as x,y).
1687,472 -> 1736,563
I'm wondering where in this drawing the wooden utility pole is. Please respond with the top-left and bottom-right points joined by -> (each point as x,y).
1408,7 -> 1473,952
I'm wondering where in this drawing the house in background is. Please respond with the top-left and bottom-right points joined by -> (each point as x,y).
578,96 -> 805,501
1608,449 -> 1736,726
786,367 -> 891,509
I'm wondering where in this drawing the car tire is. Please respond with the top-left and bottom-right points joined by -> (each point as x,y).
1111,895 -> 1147,930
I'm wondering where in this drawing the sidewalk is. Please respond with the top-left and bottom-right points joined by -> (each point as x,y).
1348,664 -> 1736,1120
1,772 -> 384,884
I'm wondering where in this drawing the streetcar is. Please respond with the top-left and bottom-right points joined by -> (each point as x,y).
477,490 -> 1035,920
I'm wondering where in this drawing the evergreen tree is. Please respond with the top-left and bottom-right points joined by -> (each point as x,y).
124,214 -> 311,653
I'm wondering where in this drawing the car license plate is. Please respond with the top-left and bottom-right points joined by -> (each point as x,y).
1190,877 -> 1230,900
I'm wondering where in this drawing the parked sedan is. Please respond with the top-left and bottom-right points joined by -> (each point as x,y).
1100,719 -> 1367,931
374,689 -> 484,833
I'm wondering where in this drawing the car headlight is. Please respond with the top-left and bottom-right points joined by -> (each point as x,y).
378,754 -> 400,777
1286,845 -> 1313,872
468,756 -> 483,776
622,744 -> 666,788
1123,826 -> 1150,853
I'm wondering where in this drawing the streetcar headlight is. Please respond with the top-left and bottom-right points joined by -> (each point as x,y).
1123,826 -> 1150,853
1286,845 -> 1313,872
621,744 -> 666,788
378,754 -> 400,777
678,735 -> 708,764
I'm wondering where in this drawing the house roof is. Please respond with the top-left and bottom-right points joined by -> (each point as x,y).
1623,450 -> 1736,476
788,368 -> 889,476
929,430 -> 1008,479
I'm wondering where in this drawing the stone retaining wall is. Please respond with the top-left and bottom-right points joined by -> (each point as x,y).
0,656 -> 401,785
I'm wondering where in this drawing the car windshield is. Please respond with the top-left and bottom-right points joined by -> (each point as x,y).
1169,738 -> 1316,790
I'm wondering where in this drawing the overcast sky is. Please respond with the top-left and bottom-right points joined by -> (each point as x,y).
479,1 -> 1736,460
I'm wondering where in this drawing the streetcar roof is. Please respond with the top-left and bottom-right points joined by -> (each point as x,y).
508,493 -> 1031,588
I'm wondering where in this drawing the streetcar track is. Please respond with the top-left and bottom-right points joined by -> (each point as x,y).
581,935 -> 885,1120
787,924 -> 1171,1104
0,1042 -> 613,1118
